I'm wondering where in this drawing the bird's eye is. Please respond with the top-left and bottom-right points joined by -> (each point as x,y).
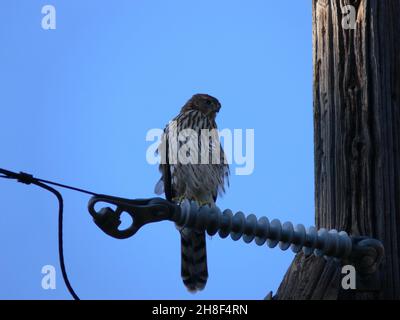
206,100 -> 212,105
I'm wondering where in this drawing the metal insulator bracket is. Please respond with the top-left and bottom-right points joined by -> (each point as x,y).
88,196 -> 384,277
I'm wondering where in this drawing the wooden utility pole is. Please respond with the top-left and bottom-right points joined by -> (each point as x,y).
275,0 -> 400,299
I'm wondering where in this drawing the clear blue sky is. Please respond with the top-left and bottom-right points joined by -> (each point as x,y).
0,0 -> 313,299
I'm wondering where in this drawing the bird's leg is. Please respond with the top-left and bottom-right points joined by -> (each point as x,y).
192,198 -> 213,208
172,195 -> 185,204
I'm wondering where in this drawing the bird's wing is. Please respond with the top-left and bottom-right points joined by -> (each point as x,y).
212,142 -> 230,202
155,126 -> 174,202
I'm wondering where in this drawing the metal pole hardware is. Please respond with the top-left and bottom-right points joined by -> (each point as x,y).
88,196 -> 384,277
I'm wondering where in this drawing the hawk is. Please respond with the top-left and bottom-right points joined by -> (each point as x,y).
155,94 -> 229,292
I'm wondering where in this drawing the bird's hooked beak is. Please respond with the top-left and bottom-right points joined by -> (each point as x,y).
211,102 -> 221,115
207,102 -> 220,117
215,102 -> 221,113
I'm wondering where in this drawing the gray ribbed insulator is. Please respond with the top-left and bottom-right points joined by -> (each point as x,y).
177,200 -> 353,260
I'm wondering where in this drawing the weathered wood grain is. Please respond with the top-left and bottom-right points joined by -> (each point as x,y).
275,0 -> 400,300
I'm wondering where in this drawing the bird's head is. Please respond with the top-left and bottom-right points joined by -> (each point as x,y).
181,94 -> 221,120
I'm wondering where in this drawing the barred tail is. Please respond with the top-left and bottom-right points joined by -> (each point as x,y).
180,228 -> 208,293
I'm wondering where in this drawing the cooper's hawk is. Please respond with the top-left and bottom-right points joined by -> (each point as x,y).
155,94 -> 229,292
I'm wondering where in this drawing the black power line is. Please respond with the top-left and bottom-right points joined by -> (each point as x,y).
0,168 -> 98,300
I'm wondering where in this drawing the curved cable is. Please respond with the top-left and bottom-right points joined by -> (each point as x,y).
0,169 -> 81,300
32,180 -> 80,300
